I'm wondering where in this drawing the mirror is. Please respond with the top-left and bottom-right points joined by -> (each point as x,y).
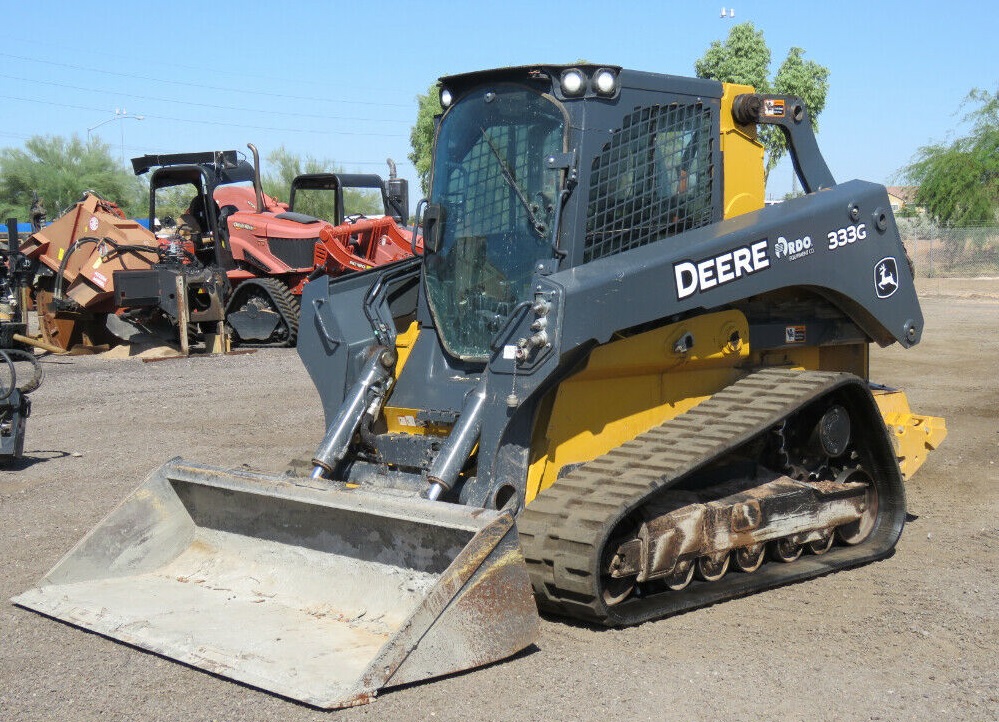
422,203 -> 445,254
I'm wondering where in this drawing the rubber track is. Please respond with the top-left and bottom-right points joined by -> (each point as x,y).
229,277 -> 301,348
518,368 -> 902,626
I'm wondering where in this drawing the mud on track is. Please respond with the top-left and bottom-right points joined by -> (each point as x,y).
1,279 -> 996,722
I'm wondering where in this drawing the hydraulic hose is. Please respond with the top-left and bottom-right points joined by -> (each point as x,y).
0,350 -> 15,402
53,237 -> 101,301
3,348 -> 44,394
0,348 -> 44,397
53,237 -> 160,301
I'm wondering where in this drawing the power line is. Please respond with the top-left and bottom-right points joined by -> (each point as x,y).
3,37 -> 392,95
6,95 -> 409,139
0,73 -> 412,125
0,51 -> 413,109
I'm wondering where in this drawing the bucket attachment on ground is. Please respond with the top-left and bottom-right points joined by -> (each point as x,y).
13,459 -> 539,708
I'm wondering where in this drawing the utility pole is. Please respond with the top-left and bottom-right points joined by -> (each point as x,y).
87,109 -> 145,164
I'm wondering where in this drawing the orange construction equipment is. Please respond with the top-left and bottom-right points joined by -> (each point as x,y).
21,145 -> 417,350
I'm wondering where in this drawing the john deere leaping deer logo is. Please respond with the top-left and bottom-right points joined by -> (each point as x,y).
875,257 -> 899,299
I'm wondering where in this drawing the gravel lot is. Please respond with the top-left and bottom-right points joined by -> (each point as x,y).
1,279 -> 996,722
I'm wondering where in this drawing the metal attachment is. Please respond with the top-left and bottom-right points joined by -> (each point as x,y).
813,405 -> 851,457
731,94 -> 764,125
673,332 -> 694,354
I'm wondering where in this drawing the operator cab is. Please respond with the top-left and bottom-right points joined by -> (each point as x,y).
423,64 -> 722,362
134,150 -> 258,270
289,173 -> 408,226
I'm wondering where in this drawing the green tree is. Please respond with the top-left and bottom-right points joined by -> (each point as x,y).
408,83 -> 442,196
694,22 -> 771,91
902,89 -> 999,225
262,145 -> 331,195
0,135 -> 145,220
150,185 -> 194,221
261,146 -> 381,221
694,22 -> 830,181
766,47 -> 830,179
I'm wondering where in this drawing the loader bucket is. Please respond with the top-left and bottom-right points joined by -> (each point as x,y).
13,459 -> 539,708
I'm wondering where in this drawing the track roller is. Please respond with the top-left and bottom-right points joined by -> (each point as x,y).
770,538 -> 804,563
696,553 -> 730,582
664,561 -> 695,591
808,532 -> 835,555
733,544 -> 766,573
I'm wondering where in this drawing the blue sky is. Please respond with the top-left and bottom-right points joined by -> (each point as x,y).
2,0 -> 996,203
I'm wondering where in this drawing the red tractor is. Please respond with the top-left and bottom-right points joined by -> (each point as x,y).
22,145 -> 416,350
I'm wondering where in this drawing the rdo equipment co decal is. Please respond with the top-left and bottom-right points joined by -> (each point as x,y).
773,235 -> 814,262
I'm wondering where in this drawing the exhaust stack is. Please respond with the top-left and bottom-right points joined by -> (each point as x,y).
246,143 -> 266,212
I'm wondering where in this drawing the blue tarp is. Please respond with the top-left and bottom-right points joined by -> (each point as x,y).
6,218 -> 151,234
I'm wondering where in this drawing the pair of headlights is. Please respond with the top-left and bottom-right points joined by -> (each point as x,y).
558,67 -> 618,97
439,67 -> 619,109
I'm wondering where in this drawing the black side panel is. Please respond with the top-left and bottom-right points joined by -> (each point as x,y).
113,270 -> 162,308
274,212 -> 321,224
551,180 -> 922,351
267,238 -> 320,269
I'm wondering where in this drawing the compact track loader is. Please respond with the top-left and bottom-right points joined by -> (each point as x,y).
16,65 -> 946,708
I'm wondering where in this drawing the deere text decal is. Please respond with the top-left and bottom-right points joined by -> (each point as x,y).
674,240 -> 770,300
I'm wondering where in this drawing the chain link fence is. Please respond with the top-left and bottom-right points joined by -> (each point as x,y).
899,218 -> 999,278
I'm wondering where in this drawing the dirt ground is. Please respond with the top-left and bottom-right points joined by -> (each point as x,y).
1,279 -> 996,722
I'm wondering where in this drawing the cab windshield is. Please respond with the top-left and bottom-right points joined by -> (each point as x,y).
425,85 -> 564,361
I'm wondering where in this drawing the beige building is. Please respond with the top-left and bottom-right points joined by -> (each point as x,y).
885,186 -> 920,213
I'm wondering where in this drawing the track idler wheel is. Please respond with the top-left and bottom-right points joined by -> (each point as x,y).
601,525 -> 639,606
835,468 -> 878,546
601,576 -> 636,606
